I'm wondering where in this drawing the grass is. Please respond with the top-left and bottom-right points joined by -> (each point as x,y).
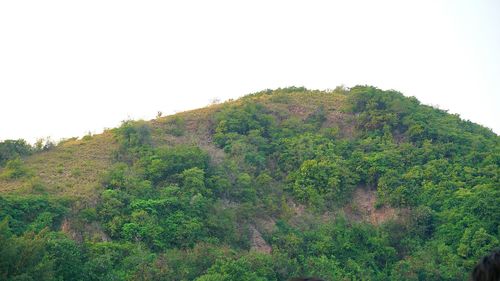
0,89 -> 352,199
0,131 -> 116,198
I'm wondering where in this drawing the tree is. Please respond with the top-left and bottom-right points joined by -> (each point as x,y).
0,139 -> 32,166
289,158 -> 355,205
181,167 -> 209,196
142,146 -> 209,184
0,158 -> 30,179
0,218 -> 56,281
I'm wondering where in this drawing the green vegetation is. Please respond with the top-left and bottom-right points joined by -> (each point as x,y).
0,86 -> 498,280
0,139 -> 33,166
0,158 -> 30,180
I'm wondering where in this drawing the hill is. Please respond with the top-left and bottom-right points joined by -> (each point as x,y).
0,86 -> 499,281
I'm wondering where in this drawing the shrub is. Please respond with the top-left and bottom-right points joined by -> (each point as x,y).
115,120 -> 151,151
0,139 -> 32,166
288,158 -> 356,205
0,158 -> 30,179
166,116 -> 186,136
142,146 -> 209,184
34,137 -> 56,152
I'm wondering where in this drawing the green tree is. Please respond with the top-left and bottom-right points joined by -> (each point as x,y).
0,139 -> 32,166
0,158 -> 30,179
289,158 -> 355,205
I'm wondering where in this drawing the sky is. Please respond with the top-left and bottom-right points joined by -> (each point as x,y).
1,0 -> 499,143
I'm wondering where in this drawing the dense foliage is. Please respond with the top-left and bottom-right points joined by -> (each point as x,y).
0,139 -> 32,166
0,86 -> 498,280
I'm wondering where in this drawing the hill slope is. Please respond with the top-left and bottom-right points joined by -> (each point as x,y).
0,86 -> 499,281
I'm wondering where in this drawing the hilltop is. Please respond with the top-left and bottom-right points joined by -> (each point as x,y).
0,86 -> 498,281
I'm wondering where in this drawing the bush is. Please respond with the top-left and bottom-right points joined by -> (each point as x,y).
114,120 -> 152,154
213,102 -> 275,148
34,137 -> 56,152
166,116 -> 186,136
288,158 -> 356,205
0,158 -> 30,179
0,139 -> 32,166
142,146 -> 209,184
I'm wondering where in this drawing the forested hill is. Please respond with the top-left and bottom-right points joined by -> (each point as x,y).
0,86 -> 498,281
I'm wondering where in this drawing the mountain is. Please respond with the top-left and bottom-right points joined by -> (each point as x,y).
0,86 -> 498,281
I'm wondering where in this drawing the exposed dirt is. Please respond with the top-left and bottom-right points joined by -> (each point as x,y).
287,105 -> 309,117
325,112 -> 357,139
61,218 -> 83,242
255,217 -> 277,234
289,200 -> 306,217
249,225 -> 272,254
286,200 -> 320,229
61,218 -> 110,243
344,187 -> 397,225
324,111 -> 350,128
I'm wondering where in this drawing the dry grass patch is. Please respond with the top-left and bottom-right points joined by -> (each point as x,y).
0,132 -> 116,198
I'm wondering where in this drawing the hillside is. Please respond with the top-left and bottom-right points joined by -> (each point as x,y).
0,86 -> 499,281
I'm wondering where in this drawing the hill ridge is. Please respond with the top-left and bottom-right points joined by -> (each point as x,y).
0,86 -> 498,281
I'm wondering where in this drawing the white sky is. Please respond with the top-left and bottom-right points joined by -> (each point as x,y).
1,0 -> 499,143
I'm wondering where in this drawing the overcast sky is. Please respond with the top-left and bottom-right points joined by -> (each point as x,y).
1,0 -> 499,143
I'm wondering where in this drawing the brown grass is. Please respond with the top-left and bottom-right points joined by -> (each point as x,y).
0,131 -> 116,198
0,89 -> 353,200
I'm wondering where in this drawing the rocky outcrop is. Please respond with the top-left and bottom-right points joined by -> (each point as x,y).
249,225 -> 272,254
